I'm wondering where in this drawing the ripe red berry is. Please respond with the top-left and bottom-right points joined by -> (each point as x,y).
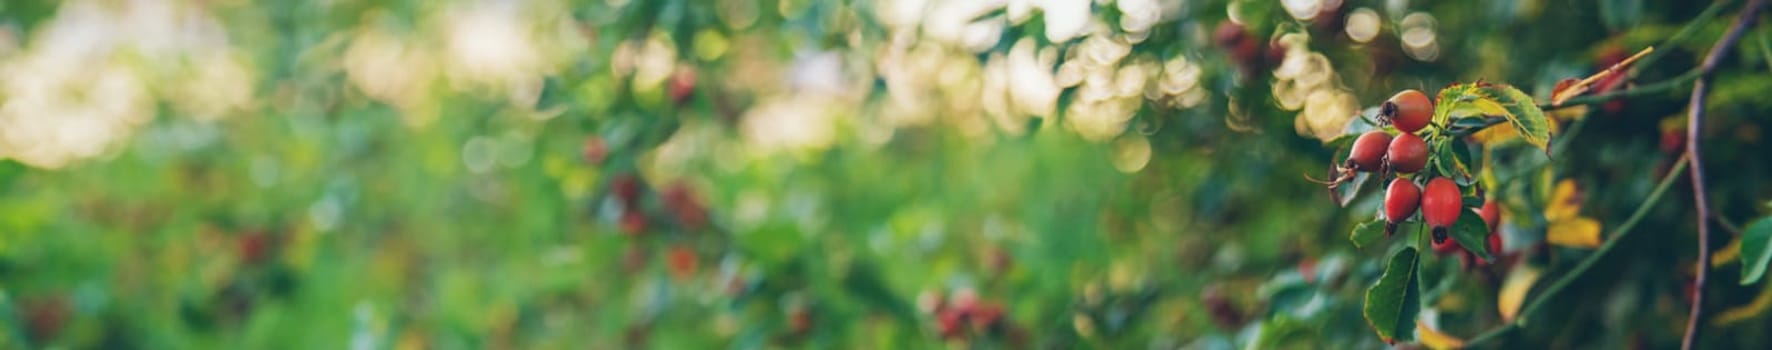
1346,131 -> 1391,171
611,174 -> 643,208
970,303 -> 1004,332
662,181 -> 708,230
237,232 -> 276,266
1381,90 -> 1434,133
666,246 -> 697,280
1384,179 -> 1420,225
1432,234 -> 1462,254
1480,199 -> 1501,232
1386,132 -> 1428,173
936,308 -> 966,339
620,211 -> 647,235
669,68 -> 697,105
583,137 -> 608,165
21,295 -> 69,343
951,288 -> 980,316
1212,22 -> 1247,48
1421,178 -> 1464,241
1487,231 -> 1503,256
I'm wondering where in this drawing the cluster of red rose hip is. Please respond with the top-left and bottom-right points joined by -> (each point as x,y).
1344,90 -> 1502,262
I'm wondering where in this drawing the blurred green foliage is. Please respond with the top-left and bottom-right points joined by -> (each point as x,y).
0,0 -> 1771,349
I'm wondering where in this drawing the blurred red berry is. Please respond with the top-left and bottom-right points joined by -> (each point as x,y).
669,68 -> 697,106
611,174 -> 642,209
666,246 -> 698,280
936,308 -> 966,339
237,231 -> 276,266
583,137 -> 608,165
21,295 -> 70,343
970,302 -> 1004,332
662,181 -> 708,231
621,211 -> 647,236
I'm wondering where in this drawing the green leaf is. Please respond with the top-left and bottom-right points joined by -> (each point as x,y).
1740,217 -> 1772,285
1364,247 -> 1420,344
1450,209 -> 1493,261
1484,84 -> 1553,152
1351,220 -> 1385,248
1353,220 -> 1421,249
1432,83 -> 1552,152
1432,84 -> 1499,124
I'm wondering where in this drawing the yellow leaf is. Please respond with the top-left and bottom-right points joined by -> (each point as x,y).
1545,180 -> 1584,221
1547,104 -> 1588,123
1499,265 -> 1541,322
1472,123 -> 1520,145
1417,320 -> 1467,350
1547,217 -> 1603,248
1714,236 -> 1743,267
1469,98 -> 1510,118
1713,278 -> 1772,326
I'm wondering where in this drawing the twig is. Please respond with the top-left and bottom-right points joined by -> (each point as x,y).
1538,69 -> 1703,111
1462,156 -> 1690,347
1683,0 -> 1764,348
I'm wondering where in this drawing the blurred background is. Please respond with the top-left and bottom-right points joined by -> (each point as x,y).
1,0 -> 1771,348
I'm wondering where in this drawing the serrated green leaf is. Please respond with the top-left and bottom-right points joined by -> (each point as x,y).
1451,209 -> 1493,261
1433,83 -> 1552,152
1740,217 -> 1772,285
1351,220 -> 1386,248
1432,84 -> 1505,124
1364,247 -> 1420,344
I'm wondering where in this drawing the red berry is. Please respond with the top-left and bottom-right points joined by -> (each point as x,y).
1660,130 -> 1685,155
1480,199 -> 1501,232
1386,132 -> 1428,173
1384,179 -> 1421,224
1487,231 -> 1503,256
611,174 -> 643,208
1421,178 -> 1464,240
936,308 -> 965,339
21,295 -> 69,343
951,288 -> 980,316
970,303 -> 1004,332
662,181 -> 708,230
1346,131 -> 1391,171
1212,22 -> 1247,48
789,308 -> 812,334
621,211 -> 647,235
669,68 -> 696,105
583,137 -> 608,165
666,246 -> 697,280
1264,40 -> 1287,67
237,232 -> 276,266
1381,90 -> 1434,133
1432,234 -> 1462,254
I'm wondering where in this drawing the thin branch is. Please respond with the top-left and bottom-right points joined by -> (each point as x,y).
1462,156 -> 1690,347
1538,69 -> 1703,110
1631,0 -> 1739,76
1684,0 -> 1765,348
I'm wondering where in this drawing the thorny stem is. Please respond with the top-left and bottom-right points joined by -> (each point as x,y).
1463,156 -> 1690,347
1683,0 -> 1764,348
